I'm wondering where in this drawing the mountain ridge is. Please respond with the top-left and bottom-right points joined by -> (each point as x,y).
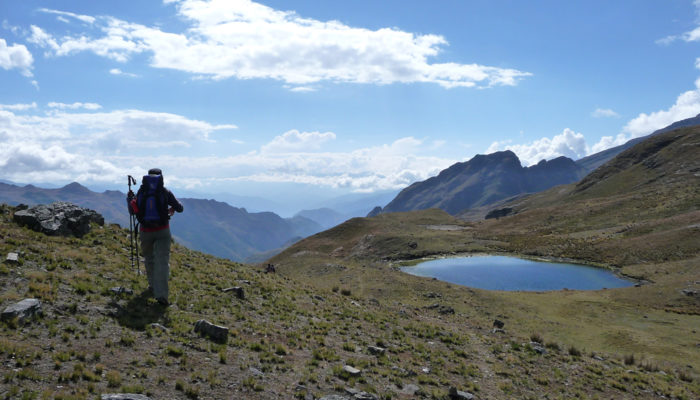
374,151 -> 587,215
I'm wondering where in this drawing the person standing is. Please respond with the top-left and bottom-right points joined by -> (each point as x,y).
127,168 -> 183,305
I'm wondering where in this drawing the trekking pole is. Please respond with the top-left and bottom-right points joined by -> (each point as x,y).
127,175 -> 140,276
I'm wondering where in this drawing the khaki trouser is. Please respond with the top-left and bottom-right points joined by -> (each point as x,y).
140,227 -> 171,300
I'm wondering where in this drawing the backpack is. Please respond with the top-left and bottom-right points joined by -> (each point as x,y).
136,174 -> 168,228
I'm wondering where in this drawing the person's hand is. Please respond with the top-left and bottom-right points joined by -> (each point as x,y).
127,190 -> 135,201
168,207 -> 175,216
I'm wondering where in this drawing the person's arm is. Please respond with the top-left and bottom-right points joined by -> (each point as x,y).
167,190 -> 184,213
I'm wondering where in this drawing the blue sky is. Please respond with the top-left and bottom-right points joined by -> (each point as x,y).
1,0 -> 700,213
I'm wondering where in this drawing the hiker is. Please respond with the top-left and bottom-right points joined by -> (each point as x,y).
127,168 -> 184,305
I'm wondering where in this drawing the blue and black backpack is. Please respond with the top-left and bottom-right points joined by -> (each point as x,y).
136,174 -> 168,228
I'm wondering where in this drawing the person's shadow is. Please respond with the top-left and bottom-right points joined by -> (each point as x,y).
110,289 -> 169,330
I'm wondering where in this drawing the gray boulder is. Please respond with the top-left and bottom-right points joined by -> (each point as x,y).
1,299 -> 42,324
449,387 -> 475,400
14,202 -> 104,237
194,319 -> 229,342
319,396 -> 350,400
102,395 -> 153,400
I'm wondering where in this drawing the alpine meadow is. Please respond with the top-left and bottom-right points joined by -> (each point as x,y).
0,1 -> 699,399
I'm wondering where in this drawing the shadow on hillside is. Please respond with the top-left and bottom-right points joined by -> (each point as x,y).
110,290 -> 168,330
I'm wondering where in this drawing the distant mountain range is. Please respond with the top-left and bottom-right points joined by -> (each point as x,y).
370,114 -> 700,217
0,182 -> 322,262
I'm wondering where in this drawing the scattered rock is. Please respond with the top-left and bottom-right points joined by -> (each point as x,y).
421,367 -> 430,374
424,292 -> 442,299
399,384 -> 420,395
448,387 -> 475,400
408,241 -> 418,249
148,323 -> 169,332
194,319 -> 229,342
223,286 -> 245,299
353,392 -> 377,400
426,303 -> 454,314
319,395 -> 350,400
343,365 -> 362,377
313,295 -> 325,302
249,367 -> 264,377
530,342 -> 547,354
1,298 -> 42,324
110,287 -> 133,295
4,252 -> 18,264
13,202 -> 104,237
101,395 -> 153,400
265,263 -> 276,273
368,345 -> 386,355
681,289 -> 698,296
492,328 -> 506,334
493,319 -> 505,329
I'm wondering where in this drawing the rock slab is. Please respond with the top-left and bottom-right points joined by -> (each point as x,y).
1,298 -> 42,324
102,395 -> 153,400
194,319 -> 229,342
14,202 -> 104,237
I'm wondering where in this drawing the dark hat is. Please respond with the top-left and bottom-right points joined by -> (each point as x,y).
148,168 -> 162,176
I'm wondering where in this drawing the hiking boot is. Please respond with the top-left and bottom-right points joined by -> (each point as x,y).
156,297 -> 169,306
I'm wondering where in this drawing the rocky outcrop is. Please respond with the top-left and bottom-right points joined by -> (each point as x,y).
13,202 -> 104,237
1,298 -> 42,324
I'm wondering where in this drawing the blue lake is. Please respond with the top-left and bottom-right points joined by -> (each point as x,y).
401,255 -> 634,291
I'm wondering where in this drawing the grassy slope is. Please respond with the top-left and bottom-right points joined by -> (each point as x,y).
2,208 -> 697,400
267,128 -> 700,398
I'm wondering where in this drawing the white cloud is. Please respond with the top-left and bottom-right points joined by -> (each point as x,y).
261,130 -> 336,153
38,8 -> 96,25
622,78 -> 700,137
591,108 -> 619,118
0,102 -> 37,111
486,128 -> 588,166
0,106 -> 240,185
27,0 -> 531,88
0,104 -> 454,192
48,102 -> 102,110
0,38 -> 33,77
109,68 -> 138,77
287,86 -> 316,92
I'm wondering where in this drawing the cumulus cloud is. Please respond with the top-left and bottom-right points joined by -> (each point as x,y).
0,38 -> 33,77
160,135 -> 454,192
0,106 -> 240,185
0,103 -> 455,192
48,102 -> 102,110
27,0 -> 531,88
486,128 -> 588,166
591,72 -> 700,152
591,108 -> 619,118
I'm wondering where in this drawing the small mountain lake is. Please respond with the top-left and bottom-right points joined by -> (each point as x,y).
400,255 -> 634,291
